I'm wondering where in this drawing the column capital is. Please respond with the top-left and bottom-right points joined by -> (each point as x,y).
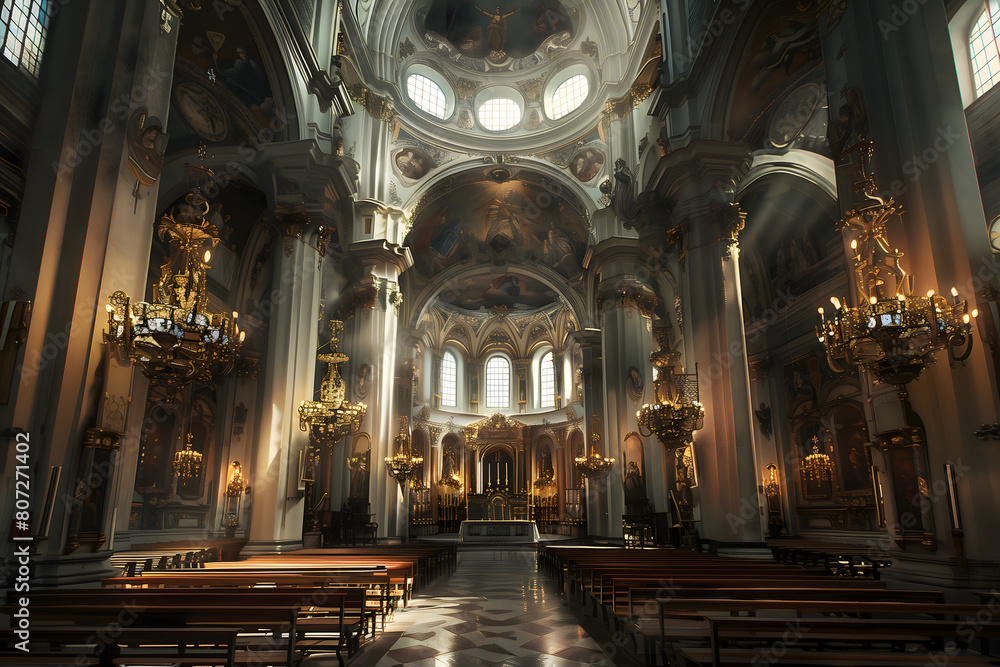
647,140 -> 751,210
348,239 -> 413,277
255,139 -> 359,204
567,328 -> 603,351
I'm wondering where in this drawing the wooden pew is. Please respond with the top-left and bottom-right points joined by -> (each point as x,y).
0,626 -> 241,667
669,613 -> 1000,666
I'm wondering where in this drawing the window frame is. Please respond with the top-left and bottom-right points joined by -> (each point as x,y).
440,349 -> 458,407
484,354 -> 512,409
0,0 -> 51,78
538,350 -> 555,409
970,3 -> 1000,98
403,65 -> 456,120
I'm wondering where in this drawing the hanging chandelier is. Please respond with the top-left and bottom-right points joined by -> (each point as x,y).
816,141 -> 976,387
801,437 -> 834,496
172,433 -> 203,483
637,325 -> 704,446
385,417 -> 423,487
298,320 -> 367,449
105,162 -> 243,393
575,432 -> 614,480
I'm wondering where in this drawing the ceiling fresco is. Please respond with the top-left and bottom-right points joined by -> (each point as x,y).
167,5 -> 290,152
404,171 -> 589,281
435,272 -> 561,311
727,0 -> 823,141
423,0 -> 574,62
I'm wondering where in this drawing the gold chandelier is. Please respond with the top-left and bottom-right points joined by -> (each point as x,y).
802,437 -> 834,495
385,417 -> 423,487
575,432 -> 614,480
637,325 -> 704,446
105,164 -> 243,393
298,320 -> 367,449
172,433 -> 203,483
817,141 -> 976,387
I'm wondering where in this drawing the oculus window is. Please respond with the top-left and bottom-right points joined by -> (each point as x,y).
1,0 -> 49,78
441,351 -> 457,407
407,73 -> 448,119
550,74 -> 589,119
485,356 -> 510,408
479,97 -> 521,131
539,351 -> 555,408
971,3 -> 1000,97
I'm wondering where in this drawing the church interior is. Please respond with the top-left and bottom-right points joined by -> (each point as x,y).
2,0 -> 1000,665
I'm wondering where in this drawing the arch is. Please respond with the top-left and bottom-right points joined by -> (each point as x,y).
404,262 -> 590,330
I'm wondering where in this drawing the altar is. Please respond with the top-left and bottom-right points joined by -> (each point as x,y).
459,520 -> 540,543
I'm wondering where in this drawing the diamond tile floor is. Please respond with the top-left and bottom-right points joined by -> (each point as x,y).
364,548 -> 614,667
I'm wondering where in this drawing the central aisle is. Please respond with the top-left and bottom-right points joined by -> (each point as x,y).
370,548 -> 612,666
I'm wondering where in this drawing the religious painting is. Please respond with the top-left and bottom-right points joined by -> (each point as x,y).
405,173 -> 588,279
393,147 -> 434,181
168,3 -> 291,152
435,273 -> 558,311
727,1 -> 822,140
783,353 -> 823,407
831,404 -> 871,495
424,0 -> 573,62
569,148 -> 605,183
625,366 -> 643,402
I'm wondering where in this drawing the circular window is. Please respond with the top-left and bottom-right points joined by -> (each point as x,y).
478,97 -> 522,131
407,73 -> 448,119
551,74 -> 589,119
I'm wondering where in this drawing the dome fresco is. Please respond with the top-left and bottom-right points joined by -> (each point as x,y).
423,0 -> 574,63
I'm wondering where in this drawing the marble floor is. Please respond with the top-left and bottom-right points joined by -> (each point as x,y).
361,548 -> 617,667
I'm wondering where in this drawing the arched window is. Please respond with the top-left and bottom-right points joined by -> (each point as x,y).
485,356 -> 510,409
407,73 -> 448,119
440,350 -> 457,407
550,74 -> 589,119
1,0 -> 51,78
539,351 -> 555,408
479,97 -> 521,130
970,4 -> 1000,97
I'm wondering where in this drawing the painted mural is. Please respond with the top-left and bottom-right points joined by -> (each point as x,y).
727,0 -> 823,140
168,4 -> 290,152
424,0 -> 573,61
435,272 -> 560,311
405,174 -> 588,280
